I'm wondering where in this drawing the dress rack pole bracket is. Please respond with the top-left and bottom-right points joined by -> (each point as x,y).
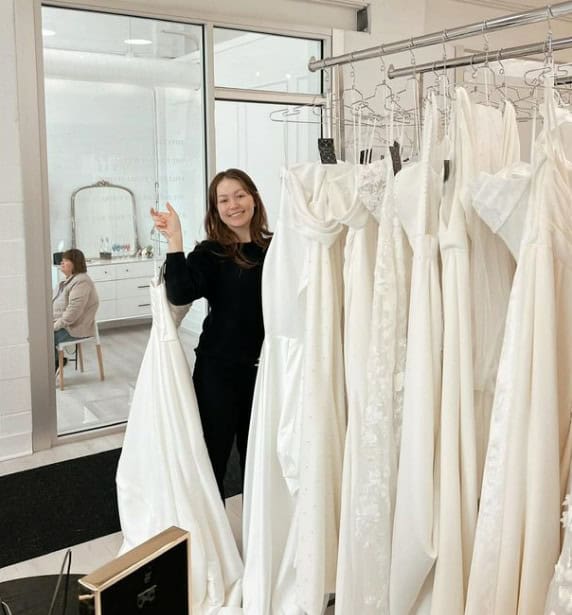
308,1 -> 572,72
386,35 -> 572,79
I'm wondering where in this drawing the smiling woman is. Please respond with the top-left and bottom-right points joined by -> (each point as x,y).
150,168 -> 272,500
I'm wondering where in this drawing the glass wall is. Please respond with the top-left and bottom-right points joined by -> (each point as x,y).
41,7 -> 326,438
215,101 -> 321,226
214,28 -> 322,94
213,29 -> 324,227
42,6 -> 206,435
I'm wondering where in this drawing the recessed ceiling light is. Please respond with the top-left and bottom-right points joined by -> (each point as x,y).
255,71 -> 261,77
285,73 -> 292,79
124,38 -> 152,45
42,29 -> 56,37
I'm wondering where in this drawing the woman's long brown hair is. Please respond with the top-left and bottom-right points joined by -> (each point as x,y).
205,168 -> 272,268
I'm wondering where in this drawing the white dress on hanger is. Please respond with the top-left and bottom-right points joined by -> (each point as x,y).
242,162 -> 367,615
390,97 -> 443,615
335,156 -> 411,614
335,161 -> 379,615
116,278 -> 243,615
466,86 -> 572,615
431,87 -> 479,615
466,101 -> 518,490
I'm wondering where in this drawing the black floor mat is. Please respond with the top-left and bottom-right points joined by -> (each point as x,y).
1,444 -> 242,568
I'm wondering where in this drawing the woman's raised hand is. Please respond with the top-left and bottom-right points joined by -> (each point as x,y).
150,202 -> 183,252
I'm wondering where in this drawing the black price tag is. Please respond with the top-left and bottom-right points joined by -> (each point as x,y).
389,140 -> 402,175
318,138 -> 337,164
443,159 -> 451,183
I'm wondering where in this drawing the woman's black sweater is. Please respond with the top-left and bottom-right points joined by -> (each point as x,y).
165,240 -> 267,365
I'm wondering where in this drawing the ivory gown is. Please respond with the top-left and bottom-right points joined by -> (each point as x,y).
335,155 -> 411,614
431,87 -> 479,615
466,84 -> 572,615
466,101 -> 518,491
390,96 -> 444,615
242,162 -> 368,615
116,278 -> 243,615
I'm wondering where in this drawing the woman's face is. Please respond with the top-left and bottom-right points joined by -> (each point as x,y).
60,258 -> 74,278
215,178 -> 255,235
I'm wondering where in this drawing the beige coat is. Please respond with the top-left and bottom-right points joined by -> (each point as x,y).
53,273 -> 99,338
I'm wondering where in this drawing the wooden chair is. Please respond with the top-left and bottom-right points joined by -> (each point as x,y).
56,322 -> 104,391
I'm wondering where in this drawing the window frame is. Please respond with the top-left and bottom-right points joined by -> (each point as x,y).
16,0 -> 331,450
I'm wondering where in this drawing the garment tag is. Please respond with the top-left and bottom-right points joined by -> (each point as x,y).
318,138 -> 337,164
443,159 -> 451,183
359,148 -> 373,164
389,140 -> 402,175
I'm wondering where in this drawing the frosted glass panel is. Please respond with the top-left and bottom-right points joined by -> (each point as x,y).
215,101 -> 321,228
214,29 -> 322,94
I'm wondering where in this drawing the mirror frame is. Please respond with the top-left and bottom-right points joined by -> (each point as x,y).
71,179 -> 140,257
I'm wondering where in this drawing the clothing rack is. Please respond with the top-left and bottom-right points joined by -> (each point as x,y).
388,35 -> 572,79
307,1 -> 572,72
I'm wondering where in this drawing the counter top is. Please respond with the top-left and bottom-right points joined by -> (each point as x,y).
85,255 -> 157,267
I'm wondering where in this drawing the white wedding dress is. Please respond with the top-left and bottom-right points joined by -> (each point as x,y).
466,84 -> 572,615
335,155 -> 411,614
334,164 -> 379,614
466,100 -> 518,491
390,96 -> 444,615
242,162 -> 367,615
431,87 -> 479,615
116,278 -> 243,615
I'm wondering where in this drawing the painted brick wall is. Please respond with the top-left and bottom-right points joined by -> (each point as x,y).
0,0 -> 33,461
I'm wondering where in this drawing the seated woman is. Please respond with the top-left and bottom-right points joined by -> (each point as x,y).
52,248 -> 99,369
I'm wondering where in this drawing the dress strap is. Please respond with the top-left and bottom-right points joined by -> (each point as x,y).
417,94 -> 440,237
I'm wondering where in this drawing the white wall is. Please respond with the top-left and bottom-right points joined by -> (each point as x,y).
46,78 -> 158,254
0,0 -> 33,461
215,100 -> 321,228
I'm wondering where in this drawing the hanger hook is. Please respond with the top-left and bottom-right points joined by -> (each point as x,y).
470,52 -> 478,78
379,45 -> 387,71
349,52 -> 357,90
409,37 -> 417,68
481,20 -> 490,52
497,49 -> 506,76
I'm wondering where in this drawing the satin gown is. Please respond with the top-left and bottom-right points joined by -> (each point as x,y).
242,162 -> 368,615
116,277 -> 243,615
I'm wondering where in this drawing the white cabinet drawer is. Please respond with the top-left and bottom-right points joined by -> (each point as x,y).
115,261 -> 155,280
116,296 -> 152,318
97,300 -> 117,321
88,265 -> 117,282
95,280 -> 116,301
118,277 -> 152,299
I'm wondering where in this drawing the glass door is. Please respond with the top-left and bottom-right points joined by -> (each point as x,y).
42,6 -> 207,435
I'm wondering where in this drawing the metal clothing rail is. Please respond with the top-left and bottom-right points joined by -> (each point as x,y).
387,35 -> 572,79
308,1 -> 572,72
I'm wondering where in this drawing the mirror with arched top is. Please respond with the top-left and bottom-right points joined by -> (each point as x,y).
71,180 -> 140,259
